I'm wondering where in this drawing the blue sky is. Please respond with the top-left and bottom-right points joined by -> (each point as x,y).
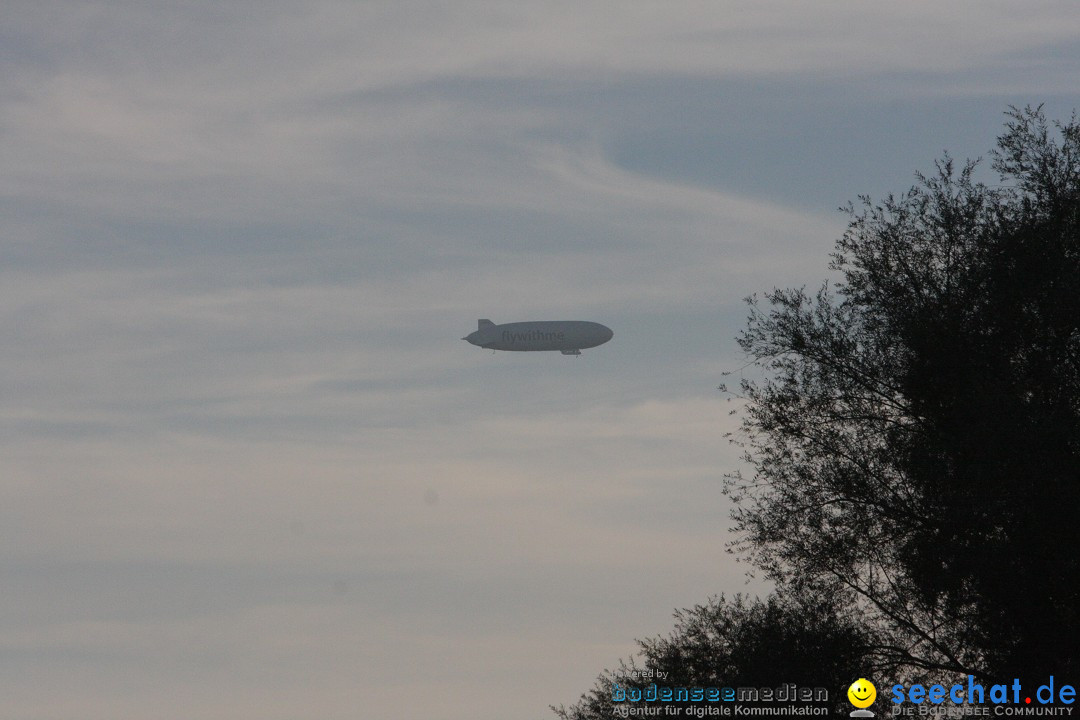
3,2 -> 1080,719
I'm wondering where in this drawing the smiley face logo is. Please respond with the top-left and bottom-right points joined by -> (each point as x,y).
847,679 -> 876,709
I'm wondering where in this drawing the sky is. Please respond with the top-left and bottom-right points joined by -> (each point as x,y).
2,2 -> 1080,719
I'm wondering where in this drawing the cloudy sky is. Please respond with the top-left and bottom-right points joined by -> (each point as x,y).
3,2 -> 1080,718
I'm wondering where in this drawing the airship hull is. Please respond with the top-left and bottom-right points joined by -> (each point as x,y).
464,320 -> 613,353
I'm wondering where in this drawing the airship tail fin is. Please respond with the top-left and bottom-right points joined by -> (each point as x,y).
478,319 -> 495,330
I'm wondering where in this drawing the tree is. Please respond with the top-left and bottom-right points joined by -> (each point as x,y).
726,105 -> 1080,682
552,593 -> 868,720
556,105 -> 1079,719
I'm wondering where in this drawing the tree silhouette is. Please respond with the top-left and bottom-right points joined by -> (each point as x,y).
727,105 -> 1080,682
553,593 -> 867,720
557,106 -> 1080,717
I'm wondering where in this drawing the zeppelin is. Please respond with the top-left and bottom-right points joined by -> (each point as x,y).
463,319 -> 613,355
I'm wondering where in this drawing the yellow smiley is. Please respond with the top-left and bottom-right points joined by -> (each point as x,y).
848,679 -> 877,708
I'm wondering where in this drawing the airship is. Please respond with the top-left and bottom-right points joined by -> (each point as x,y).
463,319 -> 613,355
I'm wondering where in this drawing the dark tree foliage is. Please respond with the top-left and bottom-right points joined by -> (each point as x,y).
556,106 -> 1079,720
553,593 -> 869,720
726,106 -> 1080,682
